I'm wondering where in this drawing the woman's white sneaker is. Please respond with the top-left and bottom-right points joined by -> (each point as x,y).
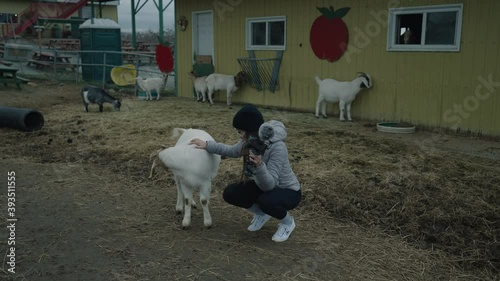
247,214 -> 271,231
272,219 -> 296,242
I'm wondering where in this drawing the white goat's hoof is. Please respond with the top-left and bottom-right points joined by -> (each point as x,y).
204,218 -> 212,228
175,205 -> 183,213
322,115 -> 327,119
182,219 -> 191,229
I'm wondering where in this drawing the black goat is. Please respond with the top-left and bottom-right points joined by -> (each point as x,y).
81,86 -> 121,113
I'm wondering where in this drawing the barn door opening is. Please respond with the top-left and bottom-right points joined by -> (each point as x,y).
192,11 -> 214,67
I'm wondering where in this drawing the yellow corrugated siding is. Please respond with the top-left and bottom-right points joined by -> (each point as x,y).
176,0 -> 500,136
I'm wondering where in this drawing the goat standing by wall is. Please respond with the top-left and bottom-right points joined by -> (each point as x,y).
205,71 -> 246,106
187,71 -> 208,102
315,72 -> 372,121
149,128 -> 221,228
135,74 -> 168,101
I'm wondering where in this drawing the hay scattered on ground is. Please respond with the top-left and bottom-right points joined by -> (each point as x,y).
1,80 -> 499,279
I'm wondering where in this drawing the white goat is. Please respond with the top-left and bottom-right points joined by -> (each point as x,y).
315,72 -> 372,121
205,71 -> 246,105
135,74 -> 168,101
149,128 -> 221,228
187,71 -> 208,102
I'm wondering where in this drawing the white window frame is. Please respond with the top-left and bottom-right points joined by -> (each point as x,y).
246,16 -> 286,51
387,4 -> 463,52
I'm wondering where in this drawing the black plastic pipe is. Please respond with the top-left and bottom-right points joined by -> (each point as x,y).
0,107 -> 45,132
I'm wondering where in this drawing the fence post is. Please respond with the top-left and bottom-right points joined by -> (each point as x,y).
102,52 -> 107,87
53,50 -> 57,79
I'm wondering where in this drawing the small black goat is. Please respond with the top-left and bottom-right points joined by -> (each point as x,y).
81,86 -> 121,113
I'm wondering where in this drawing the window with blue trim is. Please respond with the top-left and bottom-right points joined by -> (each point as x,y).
246,16 -> 286,51
387,4 -> 463,52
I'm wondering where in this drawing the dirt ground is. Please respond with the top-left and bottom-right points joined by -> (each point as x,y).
1,80 -> 499,281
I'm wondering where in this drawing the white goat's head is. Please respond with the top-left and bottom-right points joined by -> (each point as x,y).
357,72 -> 372,89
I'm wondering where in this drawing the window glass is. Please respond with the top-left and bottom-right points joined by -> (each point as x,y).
396,14 -> 422,44
246,16 -> 286,50
251,22 -> 266,46
425,11 -> 457,45
269,21 -> 284,46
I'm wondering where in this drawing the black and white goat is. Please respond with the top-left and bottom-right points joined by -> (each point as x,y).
81,86 -> 121,112
314,72 -> 372,121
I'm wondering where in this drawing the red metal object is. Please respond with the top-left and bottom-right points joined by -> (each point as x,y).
3,0 -> 91,39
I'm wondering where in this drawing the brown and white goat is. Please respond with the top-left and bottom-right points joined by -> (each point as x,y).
205,71 -> 246,106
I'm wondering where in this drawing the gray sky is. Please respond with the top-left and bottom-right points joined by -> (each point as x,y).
117,0 -> 175,32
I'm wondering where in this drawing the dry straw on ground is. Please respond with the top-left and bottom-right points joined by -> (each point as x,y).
1,80 -> 499,280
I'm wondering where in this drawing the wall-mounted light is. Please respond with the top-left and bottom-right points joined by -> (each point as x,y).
177,16 -> 188,31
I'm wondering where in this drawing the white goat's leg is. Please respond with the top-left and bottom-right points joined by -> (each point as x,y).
339,101 -> 346,121
202,90 -> 207,102
226,89 -> 232,106
174,176 -> 184,214
321,101 -> 327,118
199,183 -> 212,227
156,85 -> 161,100
195,90 -> 201,102
315,97 -> 321,118
207,89 -> 214,105
346,103 -> 353,121
180,182 -> 194,228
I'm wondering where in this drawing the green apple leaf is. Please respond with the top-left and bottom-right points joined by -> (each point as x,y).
333,7 -> 351,19
317,7 -> 336,19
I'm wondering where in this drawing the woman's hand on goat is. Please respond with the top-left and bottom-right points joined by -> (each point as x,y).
190,138 -> 207,149
248,151 -> 262,167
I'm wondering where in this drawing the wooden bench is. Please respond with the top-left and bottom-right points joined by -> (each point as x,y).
48,39 -> 80,51
122,51 -> 156,64
0,60 -> 13,66
0,65 -> 22,90
27,59 -> 76,71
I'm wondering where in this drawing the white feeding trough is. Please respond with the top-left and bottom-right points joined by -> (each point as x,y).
377,122 -> 416,134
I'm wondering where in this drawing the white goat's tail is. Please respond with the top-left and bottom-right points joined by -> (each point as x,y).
149,148 -> 162,161
314,76 -> 322,85
171,128 -> 186,139
148,148 -> 162,179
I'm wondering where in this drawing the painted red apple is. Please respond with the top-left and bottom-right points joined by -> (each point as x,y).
310,6 -> 350,62
156,43 -> 174,73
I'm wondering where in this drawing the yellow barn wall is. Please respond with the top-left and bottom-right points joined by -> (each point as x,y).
176,0 -> 500,135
